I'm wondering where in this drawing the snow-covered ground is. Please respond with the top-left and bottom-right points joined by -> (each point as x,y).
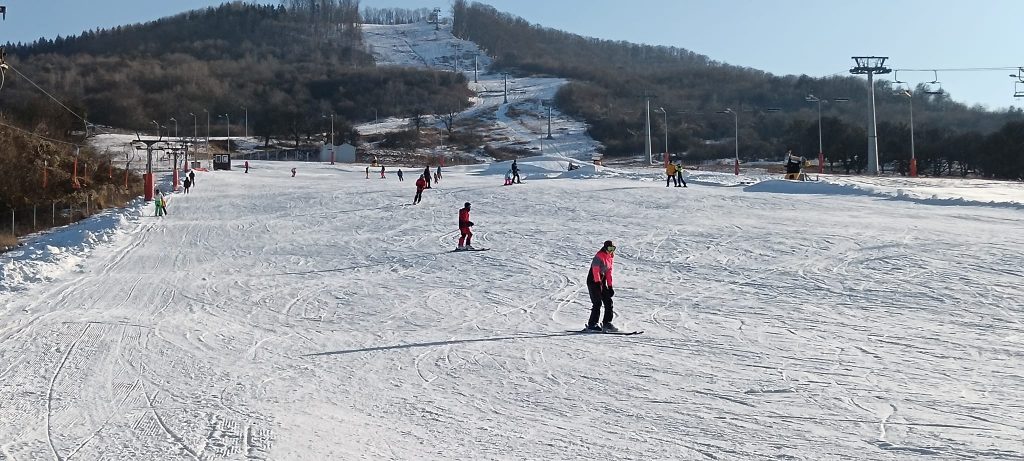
1,158 -> 1022,459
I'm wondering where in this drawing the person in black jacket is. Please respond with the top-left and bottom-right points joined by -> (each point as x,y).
511,159 -> 521,184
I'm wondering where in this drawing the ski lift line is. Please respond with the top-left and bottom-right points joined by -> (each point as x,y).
894,67 -> 1020,72
0,119 -> 81,148
6,63 -> 88,125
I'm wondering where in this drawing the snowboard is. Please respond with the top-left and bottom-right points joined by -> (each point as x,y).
567,329 -> 644,336
452,247 -> 490,252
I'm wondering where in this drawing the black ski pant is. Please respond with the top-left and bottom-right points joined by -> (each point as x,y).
587,280 -> 614,326
513,171 -> 521,183
413,190 -> 423,204
667,174 -> 678,186
676,171 -> 686,187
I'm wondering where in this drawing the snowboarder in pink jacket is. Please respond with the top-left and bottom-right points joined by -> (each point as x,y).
586,240 -> 616,332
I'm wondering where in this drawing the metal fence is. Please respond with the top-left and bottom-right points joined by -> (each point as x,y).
3,188 -> 139,239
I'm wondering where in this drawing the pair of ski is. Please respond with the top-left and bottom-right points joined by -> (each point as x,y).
451,247 -> 489,252
567,328 -> 643,336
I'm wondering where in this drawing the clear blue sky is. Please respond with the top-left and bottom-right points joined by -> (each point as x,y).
3,0 -> 1021,110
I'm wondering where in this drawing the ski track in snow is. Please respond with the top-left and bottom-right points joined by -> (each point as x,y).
0,159 -> 1022,459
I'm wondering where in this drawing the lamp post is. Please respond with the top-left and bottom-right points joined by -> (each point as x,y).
169,117 -> 180,188
203,108 -> 210,154
323,114 -> 335,164
898,89 -> 917,177
654,107 -> 669,165
717,108 -> 739,175
188,112 -> 198,169
219,114 -> 230,155
805,94 -> 849,174
242,106 -> 248,139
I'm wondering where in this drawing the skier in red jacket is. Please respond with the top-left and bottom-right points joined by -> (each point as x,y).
413,175 -> 426,204
457,202 -> 474,250
586,240 -> 617,332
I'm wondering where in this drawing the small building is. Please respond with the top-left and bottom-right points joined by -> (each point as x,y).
213,154 -> 231,170
320,143 -> 356,163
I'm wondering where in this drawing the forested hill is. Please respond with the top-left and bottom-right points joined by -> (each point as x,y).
1,2 -> 470,144
452,0 -> 1024,178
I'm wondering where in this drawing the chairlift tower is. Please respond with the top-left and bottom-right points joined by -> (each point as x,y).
134,123 -> 165,202
430,8 -> 441,30
850,56 -> 891,175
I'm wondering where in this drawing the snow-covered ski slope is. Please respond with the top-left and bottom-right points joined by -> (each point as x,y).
1,159 -> 1022,459
360,21 -> 602,160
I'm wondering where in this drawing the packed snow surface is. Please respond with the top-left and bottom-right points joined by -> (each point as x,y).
1,159 -> 1022,460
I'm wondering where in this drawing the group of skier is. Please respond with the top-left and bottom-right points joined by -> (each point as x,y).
665,161 -> 687,187
153,169 -> 198,216
447,165 -> 617,332
411,165 -> 442,205
504,159 -> 522,185
361,157 -> 619,332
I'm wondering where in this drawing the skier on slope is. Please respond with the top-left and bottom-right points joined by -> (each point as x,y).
585,240 -> 617,332
675,161 -> 687,187
423,166 -> 432,188
666,162 -> 678,187
457,202 -> 475,250
511,159 -> 521,184
413,174 -> 426,204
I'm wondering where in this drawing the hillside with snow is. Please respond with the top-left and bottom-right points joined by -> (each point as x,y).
359,21 -> 602,161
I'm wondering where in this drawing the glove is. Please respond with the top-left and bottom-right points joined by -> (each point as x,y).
606,287 -> 614,297
467,221 -> 474,227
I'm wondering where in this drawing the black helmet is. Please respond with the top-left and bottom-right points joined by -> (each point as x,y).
464,202 -> 471,208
